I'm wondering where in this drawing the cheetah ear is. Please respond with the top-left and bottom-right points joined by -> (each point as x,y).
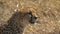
34,16 -> 39,19
34,16 -> 37,19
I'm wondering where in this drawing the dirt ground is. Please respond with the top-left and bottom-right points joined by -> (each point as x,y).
0,0 -> 60,34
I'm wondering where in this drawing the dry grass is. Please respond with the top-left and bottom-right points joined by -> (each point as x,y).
0,0 -> 60,34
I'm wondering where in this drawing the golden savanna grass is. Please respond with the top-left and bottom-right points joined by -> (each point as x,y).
0,0 -> 60,34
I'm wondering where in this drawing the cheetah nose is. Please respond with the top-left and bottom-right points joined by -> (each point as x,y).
29,16 -> 38,24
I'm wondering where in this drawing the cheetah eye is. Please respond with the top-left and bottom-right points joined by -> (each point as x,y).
29,16 -> 38,24
28,11 -> 32,16
28,11 -> 32,14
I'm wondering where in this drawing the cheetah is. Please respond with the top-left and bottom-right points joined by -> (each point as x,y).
18,7 -> 38,23
0,11 -> 38,34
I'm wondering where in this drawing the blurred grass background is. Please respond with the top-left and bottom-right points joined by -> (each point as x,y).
0,0 -> 60,34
